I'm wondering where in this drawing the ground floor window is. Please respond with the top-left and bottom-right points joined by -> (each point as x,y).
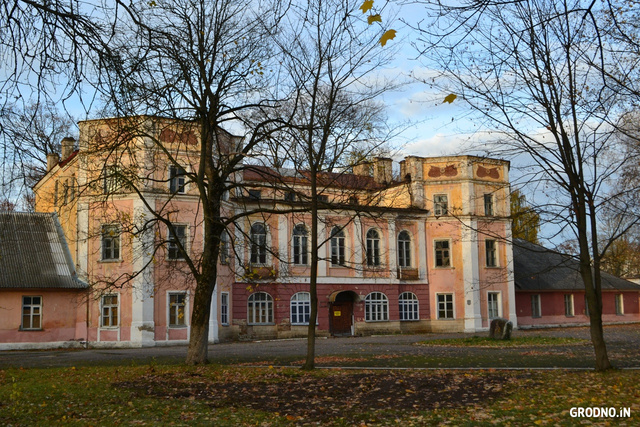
291,292 -> 311,325
22,296 -> 42,330
399,292 -> 419,321
487,292 -> 501,319
564,294 -> 574,317
101,294 -> 119,327
221,292 -> 229,325
437,294 -> 454,319
169,293 -> 187,327
248,292 -> 274,325
615,294 -> 624,315
531,294 -> 541,318
365,292 -> 389,322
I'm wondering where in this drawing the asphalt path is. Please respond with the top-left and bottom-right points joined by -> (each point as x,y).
1,324 -> 638,369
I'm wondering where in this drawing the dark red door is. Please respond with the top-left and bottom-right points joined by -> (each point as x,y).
330,301 -> 353,336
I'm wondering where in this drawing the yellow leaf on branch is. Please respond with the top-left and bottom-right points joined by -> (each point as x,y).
368,14 -> 382,25
443,93 -> 457,104
380,29 -> 396,47
360,0 -> 374,14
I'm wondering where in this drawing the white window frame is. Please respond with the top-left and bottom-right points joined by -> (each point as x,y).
168,292 -> 188,327
436,293 -> 454,319
399,292 -> 419,321
615,294 -> 624,315
434,194 -> 448,216
564,294 -> 574,317
250,222 -> 268,265
169,164 -> 187,194
220,292 -> 229,326
290,292 -> 311,325
103,165 -> 125,194
21,296 -> 42,330
167,224 -> 188,260
101,224 -> 121,261
434,239 -> 451,267
487,291 -> 501,319
364,292 -> 389,322
100,294 -> 119,328
330,226 -> 346,267
397,230 -> 412,268
292,224 -> 309,266
366,228 -> 381,267
485,239 -> 498,267
531,294 -> 541,318
247,292 -> 274,325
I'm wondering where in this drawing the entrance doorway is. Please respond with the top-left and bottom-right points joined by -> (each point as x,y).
329,291 -> 356,336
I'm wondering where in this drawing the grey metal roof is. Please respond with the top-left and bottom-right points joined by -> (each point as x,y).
513,238 -> 640,292
0,212 -> 87,289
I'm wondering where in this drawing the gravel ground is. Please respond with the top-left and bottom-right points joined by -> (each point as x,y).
1,323 -> 638,369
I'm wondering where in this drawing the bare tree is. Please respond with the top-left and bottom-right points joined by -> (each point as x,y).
257,0 -> 400,369
415,0 -> 640,370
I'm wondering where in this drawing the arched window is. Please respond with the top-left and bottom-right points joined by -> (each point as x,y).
398,231 -> 411,268
250,223 -> 267,264
365,292 -> 389,322
292,224 -> 308,265
248,292 -> 273,324
399,292 -> 419,321
290,292 -> 311,325
331,226 -> 346,266
366,229 -> 381,267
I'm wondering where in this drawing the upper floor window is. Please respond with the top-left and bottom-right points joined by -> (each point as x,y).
485,239 -> 497,267
248,189 -> 261,200
169,165 -> 187,194
292,224 -> 308,265
219,231 -> 229,265
366,229 -> 381,267
330,226 -> 346,266
434,240 -> 451,267
484,194 -> 494,216
101,294 -> 119,327
101,225 -> 120,261
168,225 -> 187,260
397,230 -> 411,268
434,194 -> 448,216
250,222 -> 267,264
103,166 -> 125,194
21,296 -> 42,330
365,292 -> 389,322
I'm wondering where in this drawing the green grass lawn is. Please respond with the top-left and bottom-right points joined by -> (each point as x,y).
1,363 -> 638,426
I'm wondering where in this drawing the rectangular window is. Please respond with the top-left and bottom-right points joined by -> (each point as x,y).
434,240 -> 450,267
317,194 -> 329,203
22,296 -> 42,330
221,292 -> 229,325
434,194 -> 448,216
484,194 -> 494,216
437,294 -> 454,319
101,295 -> 119,327
615,294 -> 624,315
169,165 -> 187,194
169,293 -> 187,327
168,225 -> 187,260
248,189 -> 261,200
564,294 -> 574,317
487,292 -> 500,319
219,231 -> 229,265
485,239 -> 497,267
101,225 -> 120,261
103,166 -> 125,194
284,191 -> 296,202
531,294 -> 541,318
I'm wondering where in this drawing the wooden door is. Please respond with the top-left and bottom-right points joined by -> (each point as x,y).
330,301 -> 353,336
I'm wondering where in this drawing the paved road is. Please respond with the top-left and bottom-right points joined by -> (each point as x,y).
1,324 -> 638,369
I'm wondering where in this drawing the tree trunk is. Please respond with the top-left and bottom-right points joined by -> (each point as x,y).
185,276 -> 214,364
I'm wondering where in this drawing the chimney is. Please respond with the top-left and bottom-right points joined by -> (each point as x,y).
61,137 -> 75,160
373,157 -> 393,184
46,153 -> 60,171
353,161 -> 372,177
